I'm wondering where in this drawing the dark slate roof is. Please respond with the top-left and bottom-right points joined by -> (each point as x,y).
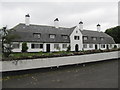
81,30 -> 115,44
11,23 -> 115,44
11,23 -> 75,43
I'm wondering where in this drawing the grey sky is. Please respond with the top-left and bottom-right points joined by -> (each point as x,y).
0,0 -> 119,32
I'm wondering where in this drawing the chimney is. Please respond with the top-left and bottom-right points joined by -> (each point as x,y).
54,18 -> 59,28
25,14 -> 30,26
97,24 -> 101,32
79,21 -> 83,30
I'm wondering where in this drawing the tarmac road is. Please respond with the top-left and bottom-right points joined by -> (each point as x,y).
2,59 -> 118,88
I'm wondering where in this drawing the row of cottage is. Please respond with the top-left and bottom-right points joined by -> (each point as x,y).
10,14 -> 119,52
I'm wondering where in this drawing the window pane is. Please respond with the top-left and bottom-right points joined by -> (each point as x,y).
63,44 -> 67,48
50,34 -> 55,38
13,43 -> 19,49
83,44 -> 87,48
40,44 -> 43,48
54,44 -> 59,49
62,35 -> 68,39
89,44 -> 93,48
101,44 -> 105,48
33,33 -> 41,38
74,36 -> 79,40
84,36 -> 88,40
31,44 -> 43,49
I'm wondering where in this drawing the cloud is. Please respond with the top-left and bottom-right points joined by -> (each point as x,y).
1,1 -> 118,32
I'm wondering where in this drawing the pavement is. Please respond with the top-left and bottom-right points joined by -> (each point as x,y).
2,59 -> 118,88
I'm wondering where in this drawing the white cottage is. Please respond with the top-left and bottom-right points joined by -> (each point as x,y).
11,14 -> 116,52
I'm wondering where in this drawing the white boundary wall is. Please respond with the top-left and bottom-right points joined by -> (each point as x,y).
0,51 -> 119,72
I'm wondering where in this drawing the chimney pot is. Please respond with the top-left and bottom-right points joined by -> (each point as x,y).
79,21 -> 83,30
54,18 -> 59,28
25,14 -> 30,26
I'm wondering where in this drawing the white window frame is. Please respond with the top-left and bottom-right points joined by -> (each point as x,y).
54,44 -> 59,49
62,44 -> 67,49
50,34 -> 55,39
83,36 -> 88,40
101,44 -> 105,48
33,33 -> 41,38
83,44 -> 87,48
89,44 -> 93,48
31,44 -> 43,49
12,43 -> 20,49
74,36 -> 80,40
92,37 -> 97,40
100,37 -> 104,41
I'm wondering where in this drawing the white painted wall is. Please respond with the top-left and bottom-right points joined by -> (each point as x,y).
83,44 -> 118,51
1,51 -> 119,72
83,44 -> 95,50
12,42 -> 69,52
70,26 -> 83,51
44,43 -> 69,52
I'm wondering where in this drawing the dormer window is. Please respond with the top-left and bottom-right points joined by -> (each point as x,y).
83,36 -> 88,40
33,33 -> 41,38
49,34 -> 55,39
100,37 -> 104,41
62,35 -> 68,39
92,37 -> 97,40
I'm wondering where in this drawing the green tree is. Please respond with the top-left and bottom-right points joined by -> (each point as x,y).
22,42 -> 28,52
105,26 -> 120,43
1,27 -> 19,57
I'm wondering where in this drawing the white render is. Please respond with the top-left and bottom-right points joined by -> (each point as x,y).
97,25 -> 101,32
12,42 -> 69,52
10,16 -> 119,52
25,16 -> 30,26
1,51 -> 119,72
70,26 -> 83,51
54,20 -> 59,28
79,23 -> 83,30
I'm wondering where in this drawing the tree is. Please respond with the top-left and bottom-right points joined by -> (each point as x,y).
0,27 -> 19,57
22,42 -> 28,52
105,26 -> 120,44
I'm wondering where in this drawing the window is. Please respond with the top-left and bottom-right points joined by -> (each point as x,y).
50,34 -> 55,39
92,37 -> 97,40
54,44 -> 59,49
83,36 -> 88,40
12,43 -> 19,49
101,44 -> 105,48
100,37 -> 104,41
62,35 -> 68,39
33,33 -> 41,38
110,44 -> 112,48
74,36 -> 80,40
83,44 -> 87,48
31,44 -> 43,49
62,44 -> 67,48
89,44 -> 93,48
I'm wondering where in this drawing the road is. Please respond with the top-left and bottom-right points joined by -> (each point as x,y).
2,59 -> 118,88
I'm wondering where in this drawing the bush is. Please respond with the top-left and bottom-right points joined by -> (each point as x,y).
21,42 -> 28,52
67,45 -> 71,52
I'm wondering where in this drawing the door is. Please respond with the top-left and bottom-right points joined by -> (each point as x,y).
46,44 -> 50,52
75,44 -> 79,52
95,44 -> 97,50
107,44 -> 109,49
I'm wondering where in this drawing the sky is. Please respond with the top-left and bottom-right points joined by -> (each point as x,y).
0,0 -> 119,32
